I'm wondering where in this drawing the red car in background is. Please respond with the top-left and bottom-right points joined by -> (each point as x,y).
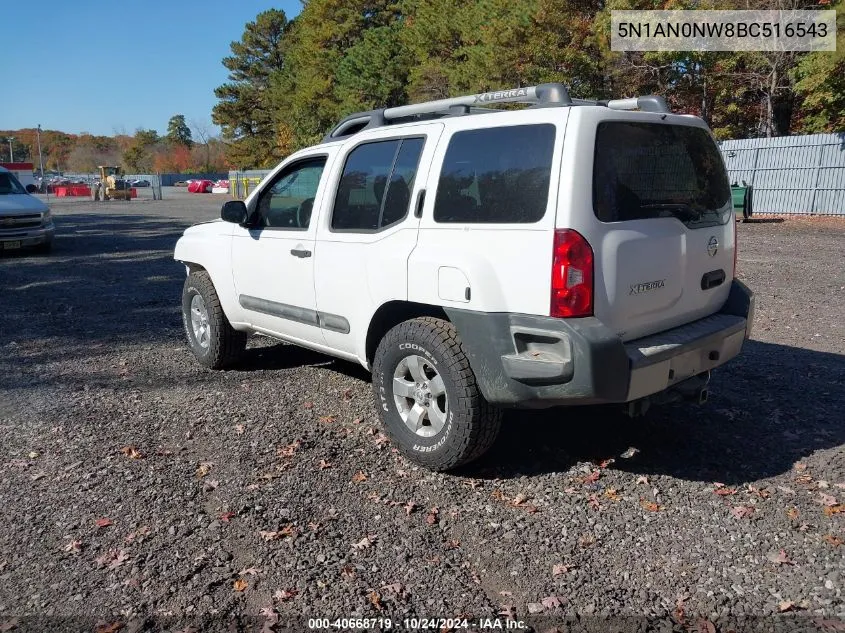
187,180 -> 213,193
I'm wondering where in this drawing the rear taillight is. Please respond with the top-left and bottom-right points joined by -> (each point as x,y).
733,222 -> 738,278
551,229 -> 594,318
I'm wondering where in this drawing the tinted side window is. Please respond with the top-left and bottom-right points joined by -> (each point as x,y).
332,138 -> 424,231
256,158 -> 326,229
433,124 -> 555,224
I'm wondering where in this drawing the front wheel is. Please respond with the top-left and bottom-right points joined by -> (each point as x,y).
372,317 -> 502,471
181,271 -> 247,369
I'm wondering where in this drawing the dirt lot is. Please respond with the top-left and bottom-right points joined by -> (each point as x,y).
1,193 -> 844,632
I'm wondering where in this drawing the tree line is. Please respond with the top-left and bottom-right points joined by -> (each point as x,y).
212,0 -> 845,170
1,115 -> 229,175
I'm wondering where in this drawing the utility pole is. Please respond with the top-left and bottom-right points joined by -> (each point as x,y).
7,137 -> 14,162
36,125 -> 45,178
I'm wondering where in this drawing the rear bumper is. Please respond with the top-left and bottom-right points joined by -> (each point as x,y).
445,279 -> 754,408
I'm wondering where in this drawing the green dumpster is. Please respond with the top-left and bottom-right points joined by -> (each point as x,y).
730,182 -> 753,221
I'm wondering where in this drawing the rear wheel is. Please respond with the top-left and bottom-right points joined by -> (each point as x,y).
372,317 -> 502,471
181,271 -> 246,369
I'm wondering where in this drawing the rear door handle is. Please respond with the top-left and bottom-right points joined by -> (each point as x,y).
290,248 -> 312,258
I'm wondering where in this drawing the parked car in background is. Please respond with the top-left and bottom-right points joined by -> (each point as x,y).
0,166 -> 54,253
131,179 -> 151,188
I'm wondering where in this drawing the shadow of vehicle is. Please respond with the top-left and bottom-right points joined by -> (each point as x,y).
461,339 -> 844,484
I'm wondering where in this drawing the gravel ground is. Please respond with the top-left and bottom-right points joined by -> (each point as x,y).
1,194 -> 844,633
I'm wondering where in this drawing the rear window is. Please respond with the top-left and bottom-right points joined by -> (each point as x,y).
593,122 -> 731,227
434,124 -> 555,224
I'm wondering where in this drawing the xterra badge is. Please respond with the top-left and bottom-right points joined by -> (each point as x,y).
630,279 -> 665,295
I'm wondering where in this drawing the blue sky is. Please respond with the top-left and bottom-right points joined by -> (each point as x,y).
4,0 -> 302,136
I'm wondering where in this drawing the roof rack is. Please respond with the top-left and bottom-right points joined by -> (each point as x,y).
322,83 -> 671,141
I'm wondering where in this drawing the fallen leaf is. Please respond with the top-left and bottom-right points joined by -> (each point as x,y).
220,512 -> 236,522
273,588 -> 298,601
824,505 -> 845,517
195,463 -> 212,478
581,470 -> 600,484
302,401 -> 314,409
714,487 -> 737,496
813,618 -> 845,632
498,605 -> 516,619
746,485 -> 770,499
796,474 -> 814,486
318,415 -> 337,424
578,534 -> 596,547
340,566 -> 355,580
697,619 -> 717,633
778,600 -> 807,612
318,459 -> 333,470
351,471 -> 367,483
369,591 -> 383,612
636,476 -> 649,486
234,424 -> 245,435
730,505 -> 756,519
259,525 -> 297,541
464,480 -> 483,489
109,550 -> 129,570
640,498 -> 662,512
491,489 -> 508,502
794,462 -> 808,472
766,549 -> 794,566
822,534 -> 843,547
621,447 -> 640,459
342,388 -> 354,400
445,539 -> 460,550
233,579 -> 248,592
119,446 -> 143,459
28,451 -> 38,459
202,479 -> 219,491
425,507 -> 439,525
63,540 -> 82,554
239,567 -> 261,576
511,493 -> 530,507
588,494 -> 601,511
94,623 -> 123,633
786,508 -> 800,520
598,458 -> 615,468
277,440 -> 301,458
604,488 -> 621,502
373,433 -> 390,449
404,501 -> 417,516
818,493 -> 839,507
527,603 -> 544,614
541,596 -> 563,609
552,563 -> 573,576
352,534 -> 377,550
352,417 -> 363,424
95,518 -> 113,529
381,582 -> 404,595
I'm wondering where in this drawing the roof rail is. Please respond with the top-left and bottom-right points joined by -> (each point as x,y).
322,84 -> 671,141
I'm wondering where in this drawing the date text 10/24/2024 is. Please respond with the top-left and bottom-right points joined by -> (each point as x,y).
307,617 -> 529,630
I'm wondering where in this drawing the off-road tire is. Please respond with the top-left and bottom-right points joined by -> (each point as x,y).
372,317 -> 502,471
182,271 -> 247,369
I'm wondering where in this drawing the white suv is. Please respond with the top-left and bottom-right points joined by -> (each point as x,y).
174,83 -> 754,471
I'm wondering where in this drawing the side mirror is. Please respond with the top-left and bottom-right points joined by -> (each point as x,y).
221,200 -> 248,224
25,184 -> 38,194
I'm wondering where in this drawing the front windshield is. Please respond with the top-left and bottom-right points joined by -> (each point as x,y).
0,172 -> 28,195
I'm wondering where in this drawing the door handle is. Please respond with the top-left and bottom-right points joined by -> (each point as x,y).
290,248 -> 312,258
414,189 -> 426,218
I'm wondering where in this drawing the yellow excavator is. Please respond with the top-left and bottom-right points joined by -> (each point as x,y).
92,166 -> 132,201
